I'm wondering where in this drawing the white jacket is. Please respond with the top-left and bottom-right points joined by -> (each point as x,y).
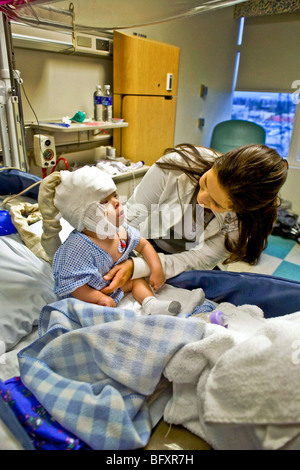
125,148 -> 239,280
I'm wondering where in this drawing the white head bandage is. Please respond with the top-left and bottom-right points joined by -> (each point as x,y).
54,166 -> 117,232
82,201 -> 122,239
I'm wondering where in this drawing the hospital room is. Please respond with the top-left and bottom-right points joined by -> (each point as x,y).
1,0 -> 300,453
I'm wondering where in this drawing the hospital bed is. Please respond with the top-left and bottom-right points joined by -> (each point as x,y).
1,168 -> 300,451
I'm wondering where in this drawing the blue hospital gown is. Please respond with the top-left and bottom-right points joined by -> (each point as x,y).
53,223 -> 140,303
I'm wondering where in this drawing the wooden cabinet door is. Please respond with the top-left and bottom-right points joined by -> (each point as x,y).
113,31 -> 179,96
118,95 -> 177,165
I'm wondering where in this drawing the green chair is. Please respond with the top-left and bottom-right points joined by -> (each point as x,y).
210,119 -> 266,154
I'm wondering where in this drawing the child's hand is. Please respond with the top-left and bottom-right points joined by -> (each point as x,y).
98,294 -> 116,308
150,271 -> 166,291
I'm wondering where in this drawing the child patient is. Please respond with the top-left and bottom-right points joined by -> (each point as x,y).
52,166 -> 181,316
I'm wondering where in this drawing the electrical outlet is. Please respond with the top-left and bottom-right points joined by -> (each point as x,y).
200,84 -> 208,97
34,134 -> 56,168
198,118 -> 205,128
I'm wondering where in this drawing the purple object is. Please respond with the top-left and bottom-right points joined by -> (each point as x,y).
210,310 -> 228,328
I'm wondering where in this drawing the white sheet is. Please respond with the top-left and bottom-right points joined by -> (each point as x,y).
0,233 -> 58,351
0,328 -> 38,382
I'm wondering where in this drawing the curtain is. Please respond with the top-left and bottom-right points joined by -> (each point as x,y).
235,12 -> 300,92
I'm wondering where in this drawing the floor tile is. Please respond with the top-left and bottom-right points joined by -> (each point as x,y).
272,261 -> 300,282
227,235 -> 300,282
228,253 -> 282,275
284,243 -> 300,266
264,235 -> 296,259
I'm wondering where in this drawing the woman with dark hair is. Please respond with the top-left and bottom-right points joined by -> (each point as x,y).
101,143 -> 288,294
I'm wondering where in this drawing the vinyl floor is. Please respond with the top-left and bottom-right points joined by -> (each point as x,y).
228,234 -> 300,282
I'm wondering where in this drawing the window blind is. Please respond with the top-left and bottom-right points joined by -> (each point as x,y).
235,13 -> 300,93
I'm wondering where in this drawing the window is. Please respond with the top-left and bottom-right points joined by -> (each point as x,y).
231,91 -> 299,160
231,15 -> 300,168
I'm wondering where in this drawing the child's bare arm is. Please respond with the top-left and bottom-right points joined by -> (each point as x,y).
135,237 -> 166,290
71,284 -> 116,307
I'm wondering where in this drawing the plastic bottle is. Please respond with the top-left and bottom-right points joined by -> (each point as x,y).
102,85 -> 113,122
131,161 -> 144,169
93,85 -> 103,122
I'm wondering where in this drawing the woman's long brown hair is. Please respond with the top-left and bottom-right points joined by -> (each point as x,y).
156,143 -> 288,265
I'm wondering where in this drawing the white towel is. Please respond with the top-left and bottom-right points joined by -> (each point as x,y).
163,304 -> 300,450
204,316 -> 300,424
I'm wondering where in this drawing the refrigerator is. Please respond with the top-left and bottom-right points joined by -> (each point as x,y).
113,31 -> 180,166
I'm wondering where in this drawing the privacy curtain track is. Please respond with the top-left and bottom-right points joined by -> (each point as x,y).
0,0 -> 248,33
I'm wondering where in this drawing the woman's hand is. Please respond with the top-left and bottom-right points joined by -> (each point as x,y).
101,259 -> 134,294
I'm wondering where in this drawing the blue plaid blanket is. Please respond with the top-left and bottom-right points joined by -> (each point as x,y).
18,299 -> 204,450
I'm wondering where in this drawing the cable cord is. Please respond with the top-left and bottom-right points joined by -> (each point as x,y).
15,74 -> 69,178
17,69 -> 43,158
0,180 -> 41,209
0,166 -> 41,208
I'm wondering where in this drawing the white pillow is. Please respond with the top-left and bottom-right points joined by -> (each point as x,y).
0,233 -> 58,352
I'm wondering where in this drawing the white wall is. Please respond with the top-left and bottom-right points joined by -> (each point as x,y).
280,168 -> 300,215
14,48 -> 113,122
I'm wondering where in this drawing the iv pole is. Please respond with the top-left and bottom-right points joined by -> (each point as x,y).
0,12 -> 28,171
